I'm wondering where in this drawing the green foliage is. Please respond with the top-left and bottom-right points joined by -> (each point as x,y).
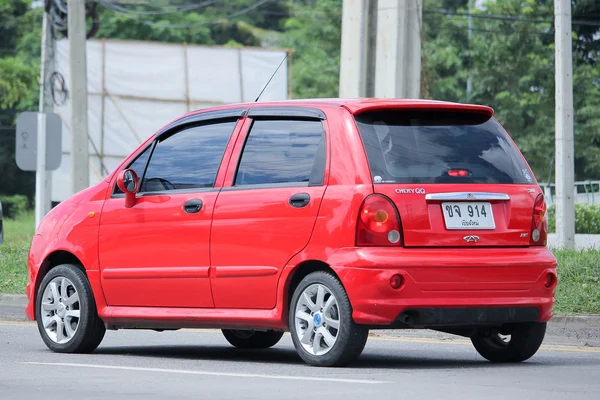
0,211 -> 33,294
279,0 -> 342,98
0,194 -> 30,219
553,248 -> 600,314
0,57 -> 38,109
547,204 -> 600,234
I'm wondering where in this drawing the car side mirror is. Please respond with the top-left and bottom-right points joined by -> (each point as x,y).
117,169 -> 139,208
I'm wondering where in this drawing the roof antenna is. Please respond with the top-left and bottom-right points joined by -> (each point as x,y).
254,52 -> 289,102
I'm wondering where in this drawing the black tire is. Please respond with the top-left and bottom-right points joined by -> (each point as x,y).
35,264 -> 106,353
471,322 -> 547,363
288,271 -> 369,367
222,329 -> 284,349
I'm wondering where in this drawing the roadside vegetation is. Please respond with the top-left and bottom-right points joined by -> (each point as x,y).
1,210 -> 598,314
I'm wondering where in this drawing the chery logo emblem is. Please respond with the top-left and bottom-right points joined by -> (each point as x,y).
463,235 -> 480,243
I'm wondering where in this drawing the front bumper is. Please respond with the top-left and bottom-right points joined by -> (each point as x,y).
328,246 -> 558,327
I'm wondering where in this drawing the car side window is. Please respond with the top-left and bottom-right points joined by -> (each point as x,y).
139,120 -> 236,193
234,119 -> 326,186
113,145 -> 151,195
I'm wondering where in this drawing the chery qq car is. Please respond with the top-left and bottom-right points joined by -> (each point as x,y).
26,99 -> 557,367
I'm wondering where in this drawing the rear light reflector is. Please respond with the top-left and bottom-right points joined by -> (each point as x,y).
530,193 -> 548,246
390,274 -> 403,289
356,194 -> 402,246
544,272 -> 556,288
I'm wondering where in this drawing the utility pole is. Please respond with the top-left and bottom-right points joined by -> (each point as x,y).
554,0 -> 575,249
35,7 -> 55,228
374,0 -> 423,99
339,0 -> 377,98
68,0 -> 90,194
466,0 -> 473,101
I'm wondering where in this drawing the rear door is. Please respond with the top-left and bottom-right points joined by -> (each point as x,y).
354,108 -> 539,247
210,108 -> 328,309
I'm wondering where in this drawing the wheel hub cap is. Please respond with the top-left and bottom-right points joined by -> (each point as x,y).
40,276 -> 81,344
57,303 -> 66,318
294,283 -> 341,356
313,313 -> 322,327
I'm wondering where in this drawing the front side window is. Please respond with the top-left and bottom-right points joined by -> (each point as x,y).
139,120 -> 236,193
235,119 -> 326,186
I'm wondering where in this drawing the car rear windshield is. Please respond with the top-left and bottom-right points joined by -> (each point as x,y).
354,109 -> 534,184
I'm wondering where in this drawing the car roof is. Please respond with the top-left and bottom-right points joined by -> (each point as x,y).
180,98 -> 495,118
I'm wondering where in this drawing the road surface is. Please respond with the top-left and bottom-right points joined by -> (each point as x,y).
1,320 -> 600,399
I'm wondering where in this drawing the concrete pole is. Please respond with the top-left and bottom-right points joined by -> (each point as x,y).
68,0 -> 90,194
374,0 -> 423,99
466,0 -> 473,101
339,0 -> 375,98
554,0 -> 575,249
35,9 -> 55,228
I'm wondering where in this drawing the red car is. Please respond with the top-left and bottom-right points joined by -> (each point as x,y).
26,98 -> 557,367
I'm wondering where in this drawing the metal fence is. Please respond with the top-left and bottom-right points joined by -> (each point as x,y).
538,181 -> 600,206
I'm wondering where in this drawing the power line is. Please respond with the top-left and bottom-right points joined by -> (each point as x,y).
423,8 -> 600,27
98,0 -> 221,16
97,0 -> 274,29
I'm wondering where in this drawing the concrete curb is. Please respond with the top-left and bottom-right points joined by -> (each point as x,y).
0,294 -> 28,308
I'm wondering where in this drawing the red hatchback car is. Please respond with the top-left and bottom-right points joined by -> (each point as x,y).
26,98 -> 557,367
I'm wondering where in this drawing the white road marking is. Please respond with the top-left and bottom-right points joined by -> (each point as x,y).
21,362 -> 390,384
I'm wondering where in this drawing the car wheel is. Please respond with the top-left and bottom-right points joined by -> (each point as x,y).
222,329 -> 284,349
289,271 -> 369,367
471,322 -> 547,363
35,264 -> 106,353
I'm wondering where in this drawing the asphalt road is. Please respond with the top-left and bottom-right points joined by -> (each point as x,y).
1,321 -> 600,400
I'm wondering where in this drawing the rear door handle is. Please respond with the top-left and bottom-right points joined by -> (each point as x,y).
183,199 -> 203,214
289,193 -> 310,208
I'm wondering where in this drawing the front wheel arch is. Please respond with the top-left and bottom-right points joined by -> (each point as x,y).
34,251 -> 86,320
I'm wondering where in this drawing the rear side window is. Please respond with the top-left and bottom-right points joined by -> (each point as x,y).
354,110 -> 534,184
234,119 -> 326,186
139,121 -> 236,192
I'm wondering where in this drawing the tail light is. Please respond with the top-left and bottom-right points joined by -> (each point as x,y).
530,193 -> 548,246
356,194 -> 402,246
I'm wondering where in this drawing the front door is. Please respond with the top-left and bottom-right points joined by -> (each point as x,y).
210,112 -> 328,309
98,119 -> 240,308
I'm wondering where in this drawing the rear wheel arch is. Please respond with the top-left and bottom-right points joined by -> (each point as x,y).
283,260 -> 341,325
34,251 -> 86,319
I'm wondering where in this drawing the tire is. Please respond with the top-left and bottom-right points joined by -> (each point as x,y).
471,322 -> 547,363
288,271 -> 369,367
222,329 -> 284,349
35,264 -> 106,353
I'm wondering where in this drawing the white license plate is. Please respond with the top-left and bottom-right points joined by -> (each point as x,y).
441,202 -> 495,230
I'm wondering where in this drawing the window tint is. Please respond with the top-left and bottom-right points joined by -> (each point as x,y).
354,110 -> 534,184
140,121 -> 235,192
235,119 -> 325,186
113,145 -> 151,194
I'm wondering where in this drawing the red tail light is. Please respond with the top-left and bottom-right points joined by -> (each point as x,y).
356,194 -> 402,246
530,194 -> 548,246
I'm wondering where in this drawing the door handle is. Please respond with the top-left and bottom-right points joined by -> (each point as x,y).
183,199 -> 203,214
289,193 -> 310,208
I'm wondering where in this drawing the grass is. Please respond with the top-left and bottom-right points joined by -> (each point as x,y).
1,212 -> 599,314
552,248 -> 600,314
0,211 -> 34,294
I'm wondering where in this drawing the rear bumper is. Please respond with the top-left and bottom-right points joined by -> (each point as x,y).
328,247 -> 558,327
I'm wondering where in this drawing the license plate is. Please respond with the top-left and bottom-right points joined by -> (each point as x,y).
441,202 -> 495,230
